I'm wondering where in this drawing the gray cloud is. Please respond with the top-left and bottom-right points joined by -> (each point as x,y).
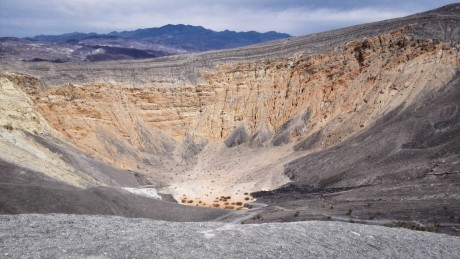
0,0 -> 457,37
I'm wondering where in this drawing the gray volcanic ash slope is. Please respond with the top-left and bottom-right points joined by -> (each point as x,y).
250,71 -> 460,229
0,4 -> 460,252
1,214 -> 459,258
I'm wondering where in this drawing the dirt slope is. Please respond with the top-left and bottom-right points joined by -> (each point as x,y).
249,73 -> 460,235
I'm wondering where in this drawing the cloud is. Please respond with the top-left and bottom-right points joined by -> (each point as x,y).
0,0 -> 457,37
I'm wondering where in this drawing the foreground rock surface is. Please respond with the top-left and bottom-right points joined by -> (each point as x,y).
1,214 -> 459,258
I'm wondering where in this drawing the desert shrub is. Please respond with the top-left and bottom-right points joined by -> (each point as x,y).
252,214 -> 262,220
368,211 -> 383,220
3,124 -> 13,131
224,206 -> 235,210
244,197 -> 250,201
187,200 -> 193,204
236,202 -> 243,206
346,209 -> 353,216
389,221 -> 438,232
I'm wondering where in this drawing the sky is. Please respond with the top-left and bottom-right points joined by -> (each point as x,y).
0,0 -> 458,38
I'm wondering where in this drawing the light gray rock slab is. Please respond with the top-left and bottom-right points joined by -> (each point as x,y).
1,214 -> 459,258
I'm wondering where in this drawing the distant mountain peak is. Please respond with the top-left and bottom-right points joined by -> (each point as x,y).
25,24 -> 291,53
15,24 -> 290,62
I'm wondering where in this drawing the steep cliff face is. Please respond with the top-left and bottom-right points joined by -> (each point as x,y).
0,73 -> 147,189
198,28 -> 458,147
12,28 -> 457,162
24,82 -> 176,170
0,75 -> 89,187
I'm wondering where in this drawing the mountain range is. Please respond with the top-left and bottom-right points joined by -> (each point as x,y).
0,24 -> 290,62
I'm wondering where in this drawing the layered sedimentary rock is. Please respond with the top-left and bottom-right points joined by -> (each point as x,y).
5,27 -> 457,167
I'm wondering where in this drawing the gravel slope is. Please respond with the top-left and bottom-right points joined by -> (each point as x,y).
1,214 -> 459,258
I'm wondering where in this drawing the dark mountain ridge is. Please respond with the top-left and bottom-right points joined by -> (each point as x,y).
0,24 -> 289,62
25,24 -> 291,52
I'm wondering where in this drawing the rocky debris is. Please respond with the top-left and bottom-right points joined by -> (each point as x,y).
122,187 -> 162,200
0,214 -> 459,258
